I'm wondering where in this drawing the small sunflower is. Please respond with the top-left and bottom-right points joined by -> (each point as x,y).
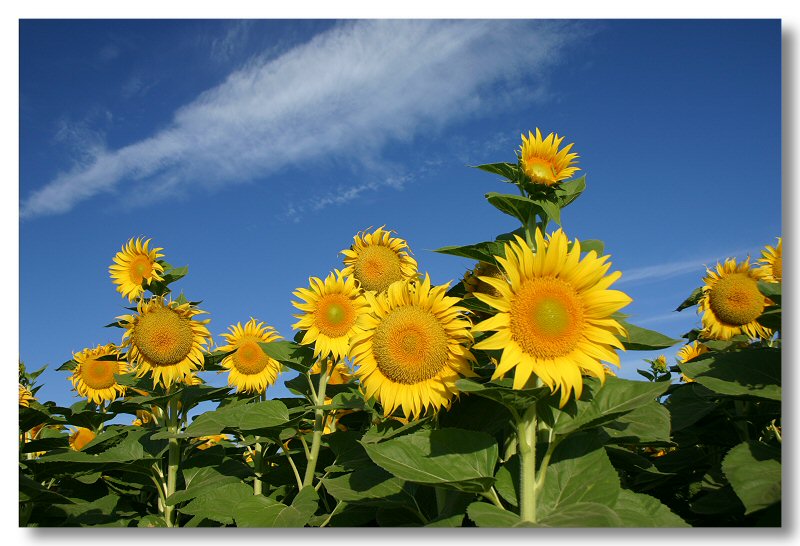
341,227 -> 419,293
19,384 -> 35,407
69,427 -> 97,451
519,128 -> 580,186
195,434 -> 228,450
218,318 -> 283,394
697,258 -> 772,340
69,344 -> 128,405
350,275 -> 476,420
132,409 -> 156,427
109,238 -> 165,302
310,359 -> 352,385
292,270 -> 370,361
758,237 -> 782,283
472,229 -> 632,407
463,261 -> 507,297
119,297 -> 212,388
676,341 -> 709,383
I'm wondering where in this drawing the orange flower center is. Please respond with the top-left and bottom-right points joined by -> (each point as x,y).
709,273 -> 764,326
133,307 -> 195,366
80,357 -> 118,389
315,294 -> 357,338
128,254 -> 154,284
521,157 -> 557,185
233,338 -> 269,375
353,245 -> 403,292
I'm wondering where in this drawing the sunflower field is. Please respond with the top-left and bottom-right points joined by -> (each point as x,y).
18,130 -> 782,528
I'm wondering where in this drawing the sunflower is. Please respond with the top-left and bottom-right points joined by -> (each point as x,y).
676,341 -> 709,383
758,237 -> 782,282
109,237 -> 165,302
218,318 -> 283,394
69,344 -> 128,405
119,297 -> 211,388
194,434 -> 228,450
350,274 -> 476,420
472,229 -> 632,407
19,384 -> 35,407
292,270 -> 370,361
518,128 -> 580,186
69,427 -> 97,451
697,258 -> 772,340
341,227 -> 419,293
132,409 -> 156,427
463,261 -> 507,298
310,358 -> 352,385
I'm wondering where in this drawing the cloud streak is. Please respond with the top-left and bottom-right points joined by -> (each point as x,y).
617,247 -> 761,285
21,20 -> 576,219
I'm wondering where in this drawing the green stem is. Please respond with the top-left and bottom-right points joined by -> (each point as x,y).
302,361 -> 330,487
253,442 -> 263,495
164,396 -> 180,528
517,405 -> 538,523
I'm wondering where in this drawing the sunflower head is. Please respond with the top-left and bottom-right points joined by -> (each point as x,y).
472,229 -> 632,407
350,274 -> 476,420
109,238 -> 165,302
758,237 -> 782,283
69,427 -> 97,451
652,355 -> 668,374
697,258 -> 772,340
518,128 -> 580,186
69,344 -> 128,405
463,261 -> 507,298
341,227 -> 419,293
310,359 -> 353,385
19,384 -> 35,407
292,270 -> 370,361
218,318 -> 283,394
676,340 -> 709,383
119,297 -> 212,388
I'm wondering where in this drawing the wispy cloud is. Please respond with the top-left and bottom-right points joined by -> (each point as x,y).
21,20 -> 577,219
617,247 -> 761,285
210,21 -> 252,64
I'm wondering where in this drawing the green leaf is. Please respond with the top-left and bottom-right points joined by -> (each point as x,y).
179,481 -> 254,525
536,502 -> 622,527
618,320 -> 681,351
676,287 -> 703,311
235,486 -> 318,527
577,239 -> 604,255
493,455 -> 519,507
758,280 -> 781,305
361,428 -> 498,493
758,306 -> 781,331
554,175 -> 586,208
322,466 -> 406,503
258,341 -> 315,373
679,349 -> 780,400
601,401 -> 671,444
473,162 -> 519,182
613,489 -> 689,527
485,192 -> 556,226
722,442 -> 781,515
466,502 -> 522,527
664,382 -> 718,431
433,240 -> 506,263
184,400 -> 291,437
455,378 -> 550,417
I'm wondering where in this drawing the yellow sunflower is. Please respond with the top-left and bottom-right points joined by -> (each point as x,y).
69,344 -> 128,405
341,227 -> 419,293
697,258 -> 772,340
194,434 -> 228,450
119,297 -> 211,388
350,274 -> 476,420
69,427 -> 97,451
519,128 -> 580,186
292,270 -> 370,361
676,341 -> 709,383
218,318 -> 283,394
472,229 -> 632,407
758,237 -> 782,282
109,237 -> 165,302
463,261 -> 507,297
19,384 -> 35,407
310,359 -> 352,385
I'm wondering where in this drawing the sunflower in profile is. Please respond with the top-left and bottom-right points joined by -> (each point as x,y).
697,258 -> 772,340
69,344 -> 128,405
676,341 -> 709,383
758,237 -> 782,283
109,237 -> 165,302
341,227 -> 418,293
19,384 -> 35,407
292,270 -> 370,361
310,358 -> 352,385
194,434 -> 228,450
218,318 -> 283,394
463,261 -> 507,297
472,229 -> 632,407
350,275 -> 476,420
119,297 -> 211,388
519,128 -> 580,186
69,427 -> 96,451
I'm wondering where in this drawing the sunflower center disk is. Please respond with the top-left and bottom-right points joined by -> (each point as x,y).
510,277 -> 585,359
233,339 -> 269,375
354,245 -> 403,292
316,294 -> 357,338
82,358 -> 118,389
522,157 -> 557,185
372,306 -> 449,385
133,308 -> 195,366
709,273 -> 764,326
128,255 -> 153,284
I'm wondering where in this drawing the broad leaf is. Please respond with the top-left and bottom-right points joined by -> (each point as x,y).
258,341 -> 315,373
466,502 -> 522,527
617,320 -> 681,351
675,287 -> 703,311
601,401 -> 671,444
613,489 -> 689,527
722,442 -> 781,515
679,349 -> 780,401
322,466 -> 406,503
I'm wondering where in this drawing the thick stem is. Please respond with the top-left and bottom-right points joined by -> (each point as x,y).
302,362 -> 330,487
517,405 -> 538,523
164,397 -> 180,527
253,443 -> 263,495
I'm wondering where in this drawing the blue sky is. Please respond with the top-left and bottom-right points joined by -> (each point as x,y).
18,19 -> 782,409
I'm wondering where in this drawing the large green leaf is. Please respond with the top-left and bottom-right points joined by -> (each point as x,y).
466,502 -> 522,527
433,240 -> 506,263
485,192 -> 561,226
675,287 -> 703,311
554,176 -> 586,208
322,466 -> 407,503
758,280 -> 781,305
235,486 -> 319,527
722,442 -> 781,515
601,401 -> 671,444
178,481 -> 254,525
258,340 -> 315,373
679,349 -> 780,401
537,502 -> 622,527
613,489 -> 689,527
617,320 -> 681,350
664,382 -> 718,431
184,400 -> 291,437
361,428 -> 498,493
474,161 -> 519,182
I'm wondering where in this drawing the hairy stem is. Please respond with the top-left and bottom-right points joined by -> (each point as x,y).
302,361 -> 330,487
517,405 -> 538,523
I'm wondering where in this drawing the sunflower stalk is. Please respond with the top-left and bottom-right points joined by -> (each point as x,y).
164,394 -> 181,527
516,404 -> 538,523
302,360 -> 330,487
253,391 -> 266,495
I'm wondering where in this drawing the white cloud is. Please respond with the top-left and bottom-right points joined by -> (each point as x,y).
617,247 -> 761,285
21,20 -> 576,219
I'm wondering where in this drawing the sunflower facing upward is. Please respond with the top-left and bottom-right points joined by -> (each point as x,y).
349,275 -> 476,420
119,297 -> 212,388
218,318 -> 283,394
109,238 -> 165,302
471,229 -> 632,407
69,344 -> 129,405
697,258 -> 772,340
292,270 -> 370,361
758,237 -> 782,283
519,128 -> 580,187
341,227 -> 418,293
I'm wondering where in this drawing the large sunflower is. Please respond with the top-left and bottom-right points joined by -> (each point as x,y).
697,258 -> 772,340
471,229 -> 632,407
350,275 -> 476,420
69,344 -> 128,405
519,128 -> 580,186
292,270 -> 370,361
109,237 -> 165,302
119,297 -> 211,388
218,318 -> 283,394
341,227 -> 418,293
758,237 -> 782,283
